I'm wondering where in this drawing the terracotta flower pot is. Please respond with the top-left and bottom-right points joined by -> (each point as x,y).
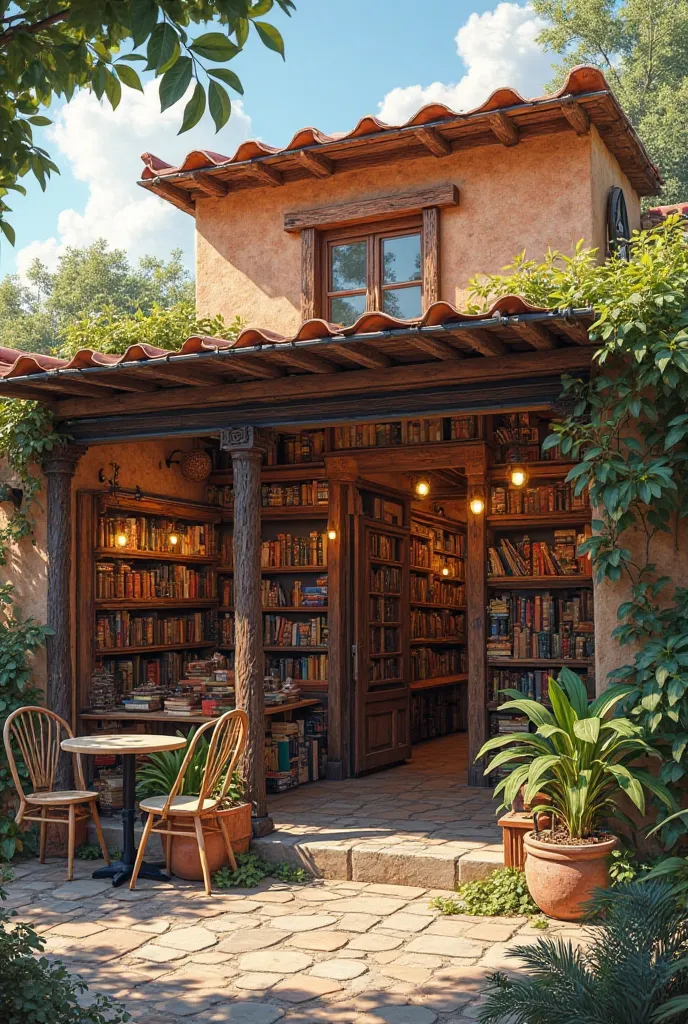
523,830 -> 617,921
45,818 -> 88,858
169,802 -> 252,881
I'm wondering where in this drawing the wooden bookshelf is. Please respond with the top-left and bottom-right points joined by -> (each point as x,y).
488,658 -> 593,668
95,640 -> 215,655
488,513 -> 591,528
80,698 -> 321,724
95,549 -> 218,564
411,673 -> 468,692
488,575 -> 593,589
96,599 -> 216,610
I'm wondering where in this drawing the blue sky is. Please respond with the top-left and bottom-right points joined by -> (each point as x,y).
2,0 -> 556,279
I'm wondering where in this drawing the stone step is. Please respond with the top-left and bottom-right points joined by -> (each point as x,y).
252,832 -> 504,888
87,816 -> 164,860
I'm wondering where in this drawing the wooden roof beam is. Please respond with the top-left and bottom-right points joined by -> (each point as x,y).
487,112 -> 519,147
192,171 -> 229,198
297,150 -> 333,178
269,347 -> 338,374
218,356 -> 285,380
414,126 -> 452,157
251,162 -> 284,187
510,321 -> 557,350
412,335 -> 464,361
29,378 -> 118,399
145,180 -> 195,215
560,98 -> 591,135
59,373 -> 158,393
556,319 -> 591,344
328,343 -> 391,369
460,329 -> 507,357
138,365 -> 227,388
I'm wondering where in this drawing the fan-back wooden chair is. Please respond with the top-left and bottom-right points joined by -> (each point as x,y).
131,708 -> 248,896
3,706 -> 110,881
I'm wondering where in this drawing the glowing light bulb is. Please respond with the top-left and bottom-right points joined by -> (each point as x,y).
469,497 -> 485,515
327,529 -> 337,541
115,531 -> 128,548
510,466 -> 528,488
415,478 -> 430,497
442,567 -> 450,577
168,532 -> 179,547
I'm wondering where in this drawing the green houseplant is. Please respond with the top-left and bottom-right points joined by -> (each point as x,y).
136,728 -> 250,881
477,668 -> 676,920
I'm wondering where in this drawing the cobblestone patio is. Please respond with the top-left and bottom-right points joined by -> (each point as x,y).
5,857 -> 592,1024
255,736 -> 504,888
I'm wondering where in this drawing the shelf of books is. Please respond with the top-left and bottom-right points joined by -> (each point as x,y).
486,414 -> 595,747
409,510 -> 468,743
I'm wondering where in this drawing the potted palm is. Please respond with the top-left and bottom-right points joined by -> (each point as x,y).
477,668 -> 676,921
136,727 -> 252,881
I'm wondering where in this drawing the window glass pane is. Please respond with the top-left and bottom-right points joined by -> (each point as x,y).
330,242 -> 367,291
331,293 -> 367,326
382,286 -> 422,319
382,233 -> 421,285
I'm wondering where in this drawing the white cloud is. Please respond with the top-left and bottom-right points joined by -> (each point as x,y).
16,79 -> 252,278
378,3 -> 552,124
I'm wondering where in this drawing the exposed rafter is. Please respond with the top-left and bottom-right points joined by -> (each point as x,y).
510,321 -> 557,350
560,98 -> 591,135
487,112 -> 519,147
297,150 -> 333,178
328,343 -> 392,369
411,335 -> 463,361
144,179 -> 195,215
251,162 -> 284,187
191,171 -> 229,198
461,329 -> 507,357
269,347 -> 338,374
414,126 -> 452,157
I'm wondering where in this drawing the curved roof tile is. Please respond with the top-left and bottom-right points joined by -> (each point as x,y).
140,65 -> 612,181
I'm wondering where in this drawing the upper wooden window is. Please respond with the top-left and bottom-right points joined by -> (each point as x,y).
323,220 -> 423,326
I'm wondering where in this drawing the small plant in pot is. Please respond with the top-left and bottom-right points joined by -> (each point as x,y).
477,668 -> 676,921
136,727 -> 251,882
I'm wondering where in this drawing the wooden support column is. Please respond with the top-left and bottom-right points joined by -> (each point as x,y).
325,477 -> 350,780
43,444 -> 86,789
465,447 -> 488,786
219,426 -> 273,834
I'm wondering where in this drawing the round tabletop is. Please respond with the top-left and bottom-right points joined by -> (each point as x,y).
61,734 -> 187,756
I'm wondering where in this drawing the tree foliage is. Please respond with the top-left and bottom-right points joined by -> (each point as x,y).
0,0 -> 296,239
532,0 -> 688,203
468,217 -> 688,844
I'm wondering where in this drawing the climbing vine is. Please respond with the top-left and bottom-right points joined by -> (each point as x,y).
468,216 -> 688,844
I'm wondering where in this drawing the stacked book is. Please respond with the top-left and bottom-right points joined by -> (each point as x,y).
490,482 -> 589,515
487,596 -> 512,657
163,694 -> 200,716
121,686 -> 164,713
264,615 -> 328,647
260,532 -> 327,568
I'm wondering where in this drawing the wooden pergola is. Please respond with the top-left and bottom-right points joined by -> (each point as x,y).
1,302 -> 597,823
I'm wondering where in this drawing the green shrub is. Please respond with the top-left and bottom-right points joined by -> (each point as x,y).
431,868 -> 539,917
212,852 -> 270,889
135,728 -> 244,806
272,862 -> 312,884
0,888 -> 129,1024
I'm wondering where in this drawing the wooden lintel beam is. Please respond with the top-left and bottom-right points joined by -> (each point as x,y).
145,179 -> 195,215
328,343 -> 391,369
285,184 -> 459,232
414,126 -> 452,158
270,347 -> 338,374
487,112 -> 519,147
510,321 -> 557,350
556,320 -> 591,345
461,329 -> 507,358
191,171 -> 229,198
251,162 -> 284,187
411,335 -> 463,361
297,150 -> 333,178
560,98 -> 591,136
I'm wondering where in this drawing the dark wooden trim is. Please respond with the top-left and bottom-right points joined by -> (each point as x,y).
422,207 -> 440,309
285,184 -> 459,232
325,477 -> 348,776
75,491 -> 95,731
301,227 -> 319,321
465,456 -> 488,785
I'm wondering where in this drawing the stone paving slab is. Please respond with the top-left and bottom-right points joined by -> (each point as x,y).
4,854 -> 597,1024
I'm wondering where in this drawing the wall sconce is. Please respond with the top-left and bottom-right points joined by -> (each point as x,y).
441,566 -> 450,577
510,465 -> 528,488
168,525 -> 180,547
327,528 -> 337,541
469,496 -> 485,515
411,474 -> 431,498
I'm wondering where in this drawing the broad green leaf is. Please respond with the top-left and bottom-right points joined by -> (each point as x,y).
605,764 -> 645,813
0,220 -> 15,246
28,115 -> 51,126
131,0 -> 159,47
179,82 -> 206,134
115,63 -> 144,93
558,666 -> 589,718
147,22 -> 180,72
159,57 -> 193,111
190,32 -> 240,61
208,67 -> 244,94
254,20 -> 285,57
573,717 -> 600,744
103,68 -> 122,109
208,80 -> 231,131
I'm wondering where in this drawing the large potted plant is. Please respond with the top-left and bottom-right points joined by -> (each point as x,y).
136,728 -> 252,881
477,668 -> 676,921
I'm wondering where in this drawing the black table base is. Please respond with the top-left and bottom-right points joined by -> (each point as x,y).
93,751 -> 170,887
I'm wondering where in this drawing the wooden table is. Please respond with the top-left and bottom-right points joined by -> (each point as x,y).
61,733 -> 186,888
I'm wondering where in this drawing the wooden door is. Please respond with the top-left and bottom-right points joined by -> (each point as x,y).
353,488 -> 411,774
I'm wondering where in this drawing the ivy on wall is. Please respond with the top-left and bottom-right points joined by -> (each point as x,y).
469,216 -> 688,844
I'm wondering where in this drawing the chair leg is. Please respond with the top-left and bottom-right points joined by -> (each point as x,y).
130,812 -> 155,890
165,825 -> 172,875
194,816 -> 212,896
218,815 -> 238,872
67,805 -> 76,882
15,799 -> 26,828
39,808 -> 47,864
89,801 -> 111,865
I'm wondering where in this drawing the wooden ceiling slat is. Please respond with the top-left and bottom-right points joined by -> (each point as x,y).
327,343 -> 392,369
137,364 -> 227,388
509,322 -> 557,350
459,328 -> 507,357
269,347 -> 339,374
411,335 -> 464,361
60,373 -> 158,393
216,356 -> 285,380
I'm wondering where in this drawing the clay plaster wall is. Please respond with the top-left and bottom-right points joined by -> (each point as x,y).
196,130 -> 611,334
589,125 -> 642,256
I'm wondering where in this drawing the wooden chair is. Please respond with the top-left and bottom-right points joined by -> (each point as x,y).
2,706 -> 110,881
131,708 -> 248,896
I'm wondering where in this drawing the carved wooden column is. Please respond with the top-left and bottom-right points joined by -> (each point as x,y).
465,446 -> 488,786
43,444 -> 86,789
219,427 -> 272,834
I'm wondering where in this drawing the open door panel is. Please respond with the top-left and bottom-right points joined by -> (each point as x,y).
353,485 -> 411,774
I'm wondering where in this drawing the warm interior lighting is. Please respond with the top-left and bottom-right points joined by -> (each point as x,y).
168,531 -> 179,547
415,477 -> 430,497
469,496 -> 485,515
327,529 -> 337,541
441,567 -> 450,577
510,466 -> 528,488
115,531 -> 128,548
